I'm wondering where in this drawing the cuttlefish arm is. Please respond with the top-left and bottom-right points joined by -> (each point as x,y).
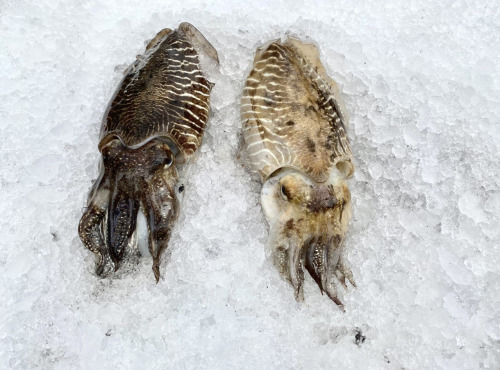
262,169 -> 354,308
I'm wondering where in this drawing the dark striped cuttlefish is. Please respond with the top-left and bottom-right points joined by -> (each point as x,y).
241,37 -> 355,308
79,23 -> 218,280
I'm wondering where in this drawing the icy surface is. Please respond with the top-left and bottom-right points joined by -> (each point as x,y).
1,0 -> 499,368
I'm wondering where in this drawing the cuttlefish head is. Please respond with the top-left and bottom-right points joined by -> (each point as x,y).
79,137 -> 179,281
261,168 -> 354,308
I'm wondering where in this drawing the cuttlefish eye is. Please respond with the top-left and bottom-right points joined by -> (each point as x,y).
280,185 -> 289,201
161,155 -> 172,168
101,139 -> 124,162
150,150 -> 173,170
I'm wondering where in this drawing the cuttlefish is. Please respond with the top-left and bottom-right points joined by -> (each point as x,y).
241,37 -> 355,308
79,23 -> 218,280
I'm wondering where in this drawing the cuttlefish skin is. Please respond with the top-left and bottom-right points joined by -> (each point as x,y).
241,37 -> 355,308
79,23 -> 218,280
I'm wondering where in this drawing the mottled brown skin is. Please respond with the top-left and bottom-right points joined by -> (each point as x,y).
242,38 -> 355,308
241,38 -> 354,184
79,23 -> 217,280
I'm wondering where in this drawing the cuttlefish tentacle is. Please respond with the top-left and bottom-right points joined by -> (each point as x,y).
79,139 -> 179,279
277,211 -> 351,308
288,237 -> 305,301
78,174 -> 115,276
337,253 -> 356,288
304,234 -> 327,293
261,168 -> 353,307
142,169 -> 179,282
107,184 -> 139,264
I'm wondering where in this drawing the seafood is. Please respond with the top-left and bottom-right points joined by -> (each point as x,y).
79,23 -> 218,280
241,37 -> 355,308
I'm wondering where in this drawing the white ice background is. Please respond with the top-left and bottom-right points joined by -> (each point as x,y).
1,0 -> 499,369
